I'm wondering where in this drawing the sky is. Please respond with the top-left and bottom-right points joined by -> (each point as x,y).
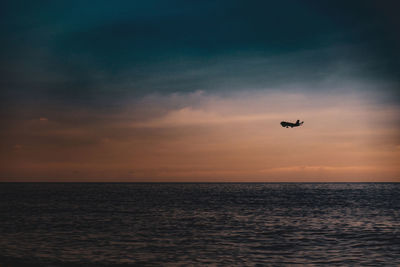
1,0 -> 399,182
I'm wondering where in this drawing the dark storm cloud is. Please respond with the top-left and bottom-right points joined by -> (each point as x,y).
0,0 -> 399,108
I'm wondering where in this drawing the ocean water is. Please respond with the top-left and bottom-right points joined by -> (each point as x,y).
0,183 -> 399,266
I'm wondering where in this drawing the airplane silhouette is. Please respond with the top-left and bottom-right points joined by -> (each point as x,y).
280,120 -> 304,128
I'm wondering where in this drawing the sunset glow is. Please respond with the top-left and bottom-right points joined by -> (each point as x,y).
2,87 -> 399,182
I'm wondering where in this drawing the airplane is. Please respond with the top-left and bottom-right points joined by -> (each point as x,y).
280,120 -> 304,128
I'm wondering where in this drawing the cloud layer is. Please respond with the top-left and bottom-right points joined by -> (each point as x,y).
2,86 -> 399,181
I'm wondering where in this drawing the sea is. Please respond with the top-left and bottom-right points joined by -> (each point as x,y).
0,183 -> 399,266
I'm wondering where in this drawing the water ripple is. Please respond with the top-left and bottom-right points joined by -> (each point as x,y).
0,183 -> 399,266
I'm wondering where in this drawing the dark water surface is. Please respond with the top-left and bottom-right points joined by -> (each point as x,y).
0,183 -> 399,266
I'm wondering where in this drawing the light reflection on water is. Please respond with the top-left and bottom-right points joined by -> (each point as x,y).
0,183 -> 399,266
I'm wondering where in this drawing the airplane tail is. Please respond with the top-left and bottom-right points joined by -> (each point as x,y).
296,120 -> 300,124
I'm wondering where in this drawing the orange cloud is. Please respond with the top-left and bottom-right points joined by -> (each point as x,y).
1,90 -> 399,182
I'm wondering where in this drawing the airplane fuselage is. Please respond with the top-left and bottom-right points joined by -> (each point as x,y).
280,120 -> 303,128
